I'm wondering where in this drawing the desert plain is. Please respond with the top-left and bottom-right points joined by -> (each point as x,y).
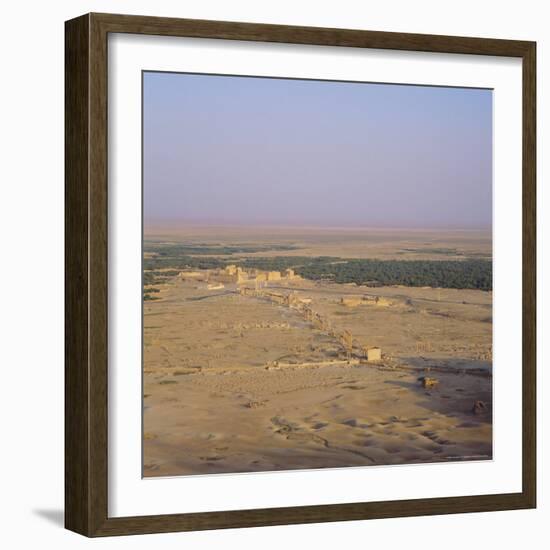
143,227 -> 493,477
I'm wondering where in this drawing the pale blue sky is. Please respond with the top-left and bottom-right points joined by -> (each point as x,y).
143,72 -> 492,229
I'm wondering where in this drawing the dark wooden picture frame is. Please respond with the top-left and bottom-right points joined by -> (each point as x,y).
65,12 -> 536,537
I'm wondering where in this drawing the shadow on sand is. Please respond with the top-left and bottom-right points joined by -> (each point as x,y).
384,373 -> 493,425
397,355 -> 492,373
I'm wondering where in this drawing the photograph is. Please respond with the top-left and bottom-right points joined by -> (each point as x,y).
141,71 -> 494,477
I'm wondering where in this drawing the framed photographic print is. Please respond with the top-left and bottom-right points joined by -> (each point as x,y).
65,13 -> 536,536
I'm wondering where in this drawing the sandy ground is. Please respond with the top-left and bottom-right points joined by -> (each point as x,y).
143,276 -> 492,476
144,225 -> 492,260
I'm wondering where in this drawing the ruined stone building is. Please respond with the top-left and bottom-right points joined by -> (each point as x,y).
366,347 -> 382,361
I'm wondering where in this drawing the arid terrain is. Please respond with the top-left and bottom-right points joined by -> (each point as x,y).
144,225 -> 492,261
143,227 -> 493,477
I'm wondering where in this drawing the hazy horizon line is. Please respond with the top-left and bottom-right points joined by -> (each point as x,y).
144,220 -> 492,232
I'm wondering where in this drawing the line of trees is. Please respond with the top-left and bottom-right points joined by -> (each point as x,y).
144,243 -> 297,257
142,243 -> 492,291
297,258 -> 492,290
